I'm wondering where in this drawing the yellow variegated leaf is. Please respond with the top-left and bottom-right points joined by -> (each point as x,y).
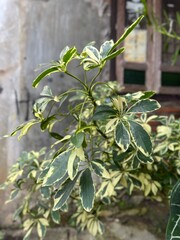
128,120 -> 152,156
98,221 -> 104,235
105,181 -> 115,196
115,121 -> 130,152
38,218 -> 49,226
87,217 -> 94,229
7,170 -> 23,183
102,169 -> 111,179
23,219 -> 34,231
80,169 -> 95,212
105,118 -> 118,133
112,96 -> 126,112
110,170 -> 121,178
75,147 -> 85,161
97,181 -> 109,196
51,135 -> 71,148
144,183 -> 151,196
84,46 -> 101,63
153,142 -> 167,153
151,182 -> 158,195
81,211 -> 88,222
157,126 -> 172,138
112,174 -> 122,186
90,220 -> 98,236
129,182 -> 134,195
91,160 -> 111,179
169,143 -> 176,151
142,123 -> 151,134
154,181 -> 161,189
120,175 -> 128,187
67,149 -> 76,180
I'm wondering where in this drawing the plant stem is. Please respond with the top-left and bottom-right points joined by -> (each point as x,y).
89,68 -> 102,89
65,71 -> 87,89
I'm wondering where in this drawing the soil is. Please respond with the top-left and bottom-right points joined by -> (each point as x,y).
0,196 -> 169,240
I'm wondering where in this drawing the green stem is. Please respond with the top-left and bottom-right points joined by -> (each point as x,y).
89,68 -> 102,89
65,71 -> 87,89
78,96 -> 89,129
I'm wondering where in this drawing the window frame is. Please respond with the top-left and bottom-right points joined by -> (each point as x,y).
115,0 -> 180,94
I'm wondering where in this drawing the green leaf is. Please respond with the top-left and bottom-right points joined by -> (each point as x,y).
67,150 -> 80,180
113,150 -> 133,166
38,167 -> 50,180
40,186 -> 51,199
13,206 -> 23,221
128,99 -> 161,113
53,172 -> 80,211
6,123 -> 26,137
103,47 -> 125,61
100,40 -> 114,59
110,15 -> 144,53
32,66 -> 59,88
51,210 -> 61,224
83,46 -> 101,62
63,46 -> 77,64
82,61 -> 99,71
129,175 -> 142,188
37,221 -> 47,239
80,168 -> 95,212
125,91 -> 145,102
18,120 -> 39,140
136,151 -> 153,164
93,105 -> 117,121
115,121 -> 130,151
91,159 -> 110,178
43,150 -> 71,186
23,227 -> 33,240
60,203 -> 68,212
59,46 -> 70,59
40,85 -> 53,97
128,120 -> 152,156
71,132 -> 85,148
140,91 -> 155,99
131,155 -> 140,169
55,172 -> 69,188
166,179 -> 180,240
40,116 -> 56,131
33,97 -> 52,114
49,132 -> 64,140
8,189 -> 19,202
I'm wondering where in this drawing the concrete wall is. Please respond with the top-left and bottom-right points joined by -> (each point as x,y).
0,0 -> 110,226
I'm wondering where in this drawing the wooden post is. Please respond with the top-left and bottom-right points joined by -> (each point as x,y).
116,0 -> 125,87
146,0 -> 162,92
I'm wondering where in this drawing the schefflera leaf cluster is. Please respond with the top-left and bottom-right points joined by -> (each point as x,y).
2,15 -> 164,239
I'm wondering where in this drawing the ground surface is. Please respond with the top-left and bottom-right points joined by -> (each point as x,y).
0,196 -> 169,240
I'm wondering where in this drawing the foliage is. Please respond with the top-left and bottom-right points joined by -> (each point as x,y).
141,2 -> 180,236
2,14 -> 178,239
1,149 -> 60,240
152,116 -> 180,195
166,179 -> 180,240
0,231 -> 4,240
153,116 -> 180,240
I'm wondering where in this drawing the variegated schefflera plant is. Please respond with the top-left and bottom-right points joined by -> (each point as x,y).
166,179 -> 180,240
151,116 -> 180,240
1,15 -> 167,239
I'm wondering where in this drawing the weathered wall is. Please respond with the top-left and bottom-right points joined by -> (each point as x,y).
0,0 -> 25,224
0,0 -> 110,225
